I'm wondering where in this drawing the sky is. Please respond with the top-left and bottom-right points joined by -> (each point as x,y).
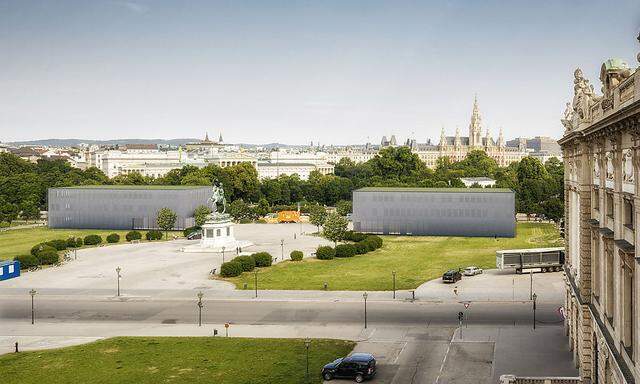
1,1 -> 639,145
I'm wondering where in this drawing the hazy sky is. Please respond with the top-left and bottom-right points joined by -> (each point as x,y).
1,1 -> 639,144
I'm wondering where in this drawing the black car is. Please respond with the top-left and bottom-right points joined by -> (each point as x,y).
442,269 -> 462,283
322,353 -> 376,382
186,230 -> 202,240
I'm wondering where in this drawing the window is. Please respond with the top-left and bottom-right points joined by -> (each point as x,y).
623,199 -> 634,229
606,193 -> 614,217
593,189 -> 599,210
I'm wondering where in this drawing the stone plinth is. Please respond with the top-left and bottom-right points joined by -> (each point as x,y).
182,213 -> 252,253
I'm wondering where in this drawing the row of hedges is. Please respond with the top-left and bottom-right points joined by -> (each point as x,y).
220,252 -> 274,277
316,234 -> 383,260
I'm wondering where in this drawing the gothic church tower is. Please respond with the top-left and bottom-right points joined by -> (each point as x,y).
468,95 -> 483,147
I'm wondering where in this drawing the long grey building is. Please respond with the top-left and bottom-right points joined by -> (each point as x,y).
48,185 -> 212,230
352,187 -> 515,237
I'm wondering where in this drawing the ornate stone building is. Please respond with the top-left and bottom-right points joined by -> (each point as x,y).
413,96 -> 529,168
560,33 -> 640,384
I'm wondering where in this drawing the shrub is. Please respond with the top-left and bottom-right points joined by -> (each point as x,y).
66,237 -> 81,248
126,231 -> 142,241
14,254 -> 39,269
106,233 -> 120,243
183,226 -> 201,237
0,221 -> 9,229
252,252 -> 273,267
316,246 -> 335,260
46,239 -> 68,251
344,231 -> 367,242
145,230 -> 163,241
235,255 -> 256,272
354,242 -> 369,255
366,235 -> 383,249
83,234 -> 102,246
361,238 -> 378,252
220,261 -> 243,277
37,250 -> 59,265
31,243 -> 56,256
290,250 -> 304,261
74,237 -> 83,247
335,244 -> 356,258
238,218 -> 252,224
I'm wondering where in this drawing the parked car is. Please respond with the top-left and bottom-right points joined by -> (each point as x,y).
322,353 -> 376,382
187,230 -> 202,240
442,269 -> 462,283
463,266 -> 483,276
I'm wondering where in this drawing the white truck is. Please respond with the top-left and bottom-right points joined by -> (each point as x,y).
496,247 -> 565,274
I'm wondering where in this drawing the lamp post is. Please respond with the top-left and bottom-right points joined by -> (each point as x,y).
280,239 -> 284,261
532,292 -> 537,330
29,289 -> 37,325
304,338 -> 311,383
254,270 -> 258,298
221,246 -> 226,264
392,271 -> 396,299
196,291 -> 204,327
529,270 -> 533,300
115,266 -> 122,297
362,292 -> 368,329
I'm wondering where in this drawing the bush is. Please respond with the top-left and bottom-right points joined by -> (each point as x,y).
83,234 -> 102,246
46,239 -> 68,251
344,231 -> 367,242
290,250 -> 304,261
126,231 -> 142,241
366,235 -> 383,249
238,218 -> 252,224
0,221 -> 9,229
183,226 -> 201,237
360,238 -> 378,252
354,242 -> 369,255
316,246 -> 335,260
335,244 -> 356,258
146,230 -> 163,241
106,233 -> 120,243
37,249 -> 59,265
235,255 -> 256,272
66,237 -> 80,248
220,261 -> 243,277
14,254 -> 39,269
31,243 -> 56,256
252,252 -> 273,267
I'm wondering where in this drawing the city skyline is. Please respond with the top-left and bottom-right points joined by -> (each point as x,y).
2,1 -> 639,144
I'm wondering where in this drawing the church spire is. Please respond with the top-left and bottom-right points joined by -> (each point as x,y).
498,127 -> 505,148
469,94 -> 482,147
218,132 -> 223,143
439,125 -> 446,146
204,132 -> 210,142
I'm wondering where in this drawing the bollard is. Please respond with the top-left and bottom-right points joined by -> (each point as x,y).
323,282 -> 328,291
213,329 -> 218,336
15,342 -> 19,353
410,290 -> 415,301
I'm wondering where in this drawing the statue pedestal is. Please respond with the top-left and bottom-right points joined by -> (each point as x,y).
182,213 -> 252,253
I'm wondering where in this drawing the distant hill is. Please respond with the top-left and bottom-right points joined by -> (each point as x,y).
6,138 -> 296,149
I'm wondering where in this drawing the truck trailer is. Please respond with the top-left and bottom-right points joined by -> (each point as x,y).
496,247 -> 565,274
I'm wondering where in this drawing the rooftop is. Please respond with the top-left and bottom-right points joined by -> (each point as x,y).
354,187 -> 512,193
55,185 -> 210,190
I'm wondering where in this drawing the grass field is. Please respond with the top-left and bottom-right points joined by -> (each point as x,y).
0,227 -> 181,261
0,337 -> 355,384
226,223 -> 563,291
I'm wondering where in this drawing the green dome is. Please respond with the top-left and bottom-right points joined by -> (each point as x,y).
602,58 -> 629,71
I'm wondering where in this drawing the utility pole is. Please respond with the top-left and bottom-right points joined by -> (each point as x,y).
362,292 -> 368,329
392,271 -> 396,299
196,291 -> 204,327
532,293 -> 537,330
116,266 -> 122,297
29,289 -> 37,325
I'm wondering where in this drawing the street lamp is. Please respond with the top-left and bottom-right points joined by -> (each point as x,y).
392,271 -> 397,299
196,291 -> 204,327
532,292 -> 537,330
254,270 -> 258,298
222,246 -> 226,264
280,239 -> 284,261
29,289 -> 37,325
115,266 -> 122,297
362,292 -> 368,329
304,338 -> 311,383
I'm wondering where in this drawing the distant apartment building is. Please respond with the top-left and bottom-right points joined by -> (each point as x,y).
256,162 -> 334,180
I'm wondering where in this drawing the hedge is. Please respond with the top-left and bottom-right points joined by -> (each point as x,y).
335,244 -> 356,258
235,255 -> 256,272
66,237 -> 82,248
183,226 -> 201,237
126,231 -> 142,241
146,230 -> 163,241
14,254 -> 39,269
252,252 -> 273,267
83,234 -> 102,246
37,249 -> 59,265
31,243 -> 56,256
316,246 -> 335,260
290,250 -> 303,261
46,239 -> 68,251
220,261 -> 243,277
354,242 -> 369,255
344,231 -> 367,242
106,233 -> 120,243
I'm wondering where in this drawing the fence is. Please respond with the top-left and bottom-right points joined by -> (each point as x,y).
499,375 -> 581,384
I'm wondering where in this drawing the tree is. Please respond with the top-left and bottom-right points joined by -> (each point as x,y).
193,205 -> 211,226
228,199 -> 255,221
323,212 -> 348,245
20,199 -> 40,223
308,204 -> 328,232
336,200 -> 352,216
156,207 -> 177,239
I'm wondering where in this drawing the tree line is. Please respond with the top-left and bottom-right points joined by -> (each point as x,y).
0,147 -> 564,224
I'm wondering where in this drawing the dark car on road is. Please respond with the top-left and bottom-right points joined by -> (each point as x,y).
442,269 -> 462,283
186,230 -> 202,240
322,353 -> 376,382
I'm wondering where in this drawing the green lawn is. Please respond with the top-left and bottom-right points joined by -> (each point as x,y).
226,223 -> 563,291
0,337 -> 355,384
0,227 -> 181,261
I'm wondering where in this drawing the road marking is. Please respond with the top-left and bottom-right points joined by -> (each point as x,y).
393,341 -> 408,364
433,329 -> 455,384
